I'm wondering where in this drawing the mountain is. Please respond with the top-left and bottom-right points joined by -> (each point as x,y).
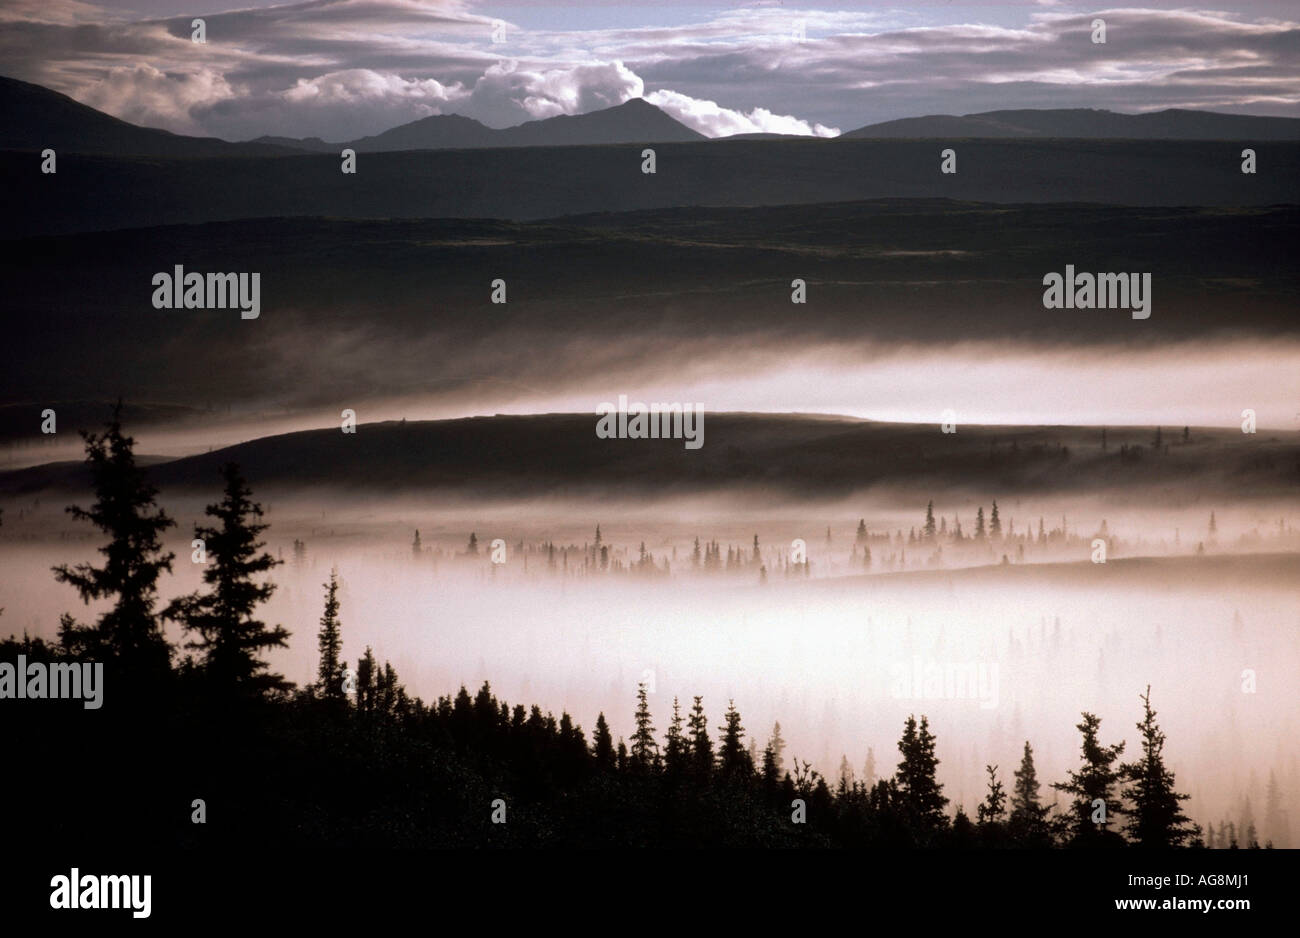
0,75 -> 297,157
491,98 -> 704,147
338,113 -> 499,151
258,98 -> 704,152
843,107 -> 1300,140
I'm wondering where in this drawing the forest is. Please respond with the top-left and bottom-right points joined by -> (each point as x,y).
0,409 -> 1271,849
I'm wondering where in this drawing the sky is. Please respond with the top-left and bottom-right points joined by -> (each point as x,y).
1,0 -> 1297,140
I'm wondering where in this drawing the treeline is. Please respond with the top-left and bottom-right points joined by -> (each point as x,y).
0,408 -> 1249,847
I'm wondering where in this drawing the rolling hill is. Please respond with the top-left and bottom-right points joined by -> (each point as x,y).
843,107 -> 1300,140
1,414 -> 1295,501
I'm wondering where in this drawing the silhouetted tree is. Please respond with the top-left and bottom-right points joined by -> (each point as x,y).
688,696 -> 713,781
630,682 -> 659,773
895,715 -> 949,844
978,764 -> 1007,825
315,571 -> 345,702
1121,686 -> 1198,847
1054,712 -> 1126,846
53,405 -> 175,680
355,646 -> 377,713
716,699 -> 750,778
166,463 -> 290,697
768,721 -> 786,775
663,697 -> 688,776
1009,741 -> 1052,846
591,712 -> 615,770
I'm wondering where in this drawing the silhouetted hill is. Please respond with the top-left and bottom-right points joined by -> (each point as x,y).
254,98 -> 704,152
492,98 -> 704,147
2,414 -> 1294,500
4,137 -> 1297,236
0,75 -> 298,157
844,107 -> 1300,140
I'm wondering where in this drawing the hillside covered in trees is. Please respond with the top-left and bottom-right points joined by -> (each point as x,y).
0,410 -> 1267,849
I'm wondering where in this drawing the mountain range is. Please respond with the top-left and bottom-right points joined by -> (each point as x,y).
4,75 -> 1299,160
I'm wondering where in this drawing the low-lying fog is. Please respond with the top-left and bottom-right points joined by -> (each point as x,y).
3,492 -> 1296,845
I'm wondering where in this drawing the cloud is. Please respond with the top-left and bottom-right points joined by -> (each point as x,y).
78,64 -> 237,134
464,59 -> 644,125
1,2 -> 1296,141
645,89 -> 839,137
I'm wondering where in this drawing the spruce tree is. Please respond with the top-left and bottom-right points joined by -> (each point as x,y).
1121,686 -> 1198,847
688,695 -> 713,780
977,764 -> 1007,826
663,697 -> 687,775
53,406 -> 175,680
1009,741 -> 1052,846
591,712 -> 615,769
990,500 -> 1001,537
895,715 -> 949,843
924,501 -> 936,539
630,682 -> 659,772
316,571 -> 345,702
1054,712 -> 1127,845
166,463 -> 289,697
716,700 -> 750,778
355,646 -> 377,712
768,721 -> 786,775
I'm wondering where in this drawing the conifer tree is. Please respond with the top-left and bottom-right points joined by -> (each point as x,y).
1121,687 -> 1198,847
591,712 -> 615,769
630,682 -> 659,772
990,500 -> 1001,537
316,571 -> 345,702
166,463 -> 290,697
53,406 -> 175,679
716,700 -> 750,778
924,501 -> 936,539
1054,712 -> 1127,845
1009,741 -> 1052,846
663,697 -> 688,775
977,764 -> 1007,826
355,646 -> 377,712
768,721 -> 786,775
761,745 -> 779,789
974,507 -> 985,539
895,715 -> 949,843
688,695 -> 713,780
